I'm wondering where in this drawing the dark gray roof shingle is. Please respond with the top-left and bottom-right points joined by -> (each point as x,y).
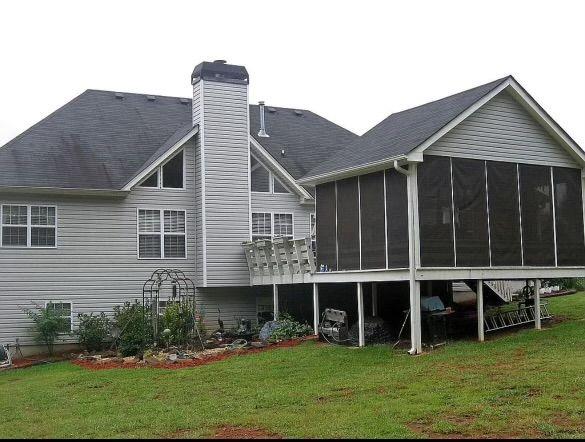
302,76 -> 510,180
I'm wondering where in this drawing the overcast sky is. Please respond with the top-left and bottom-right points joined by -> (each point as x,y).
1,0 -> 584,147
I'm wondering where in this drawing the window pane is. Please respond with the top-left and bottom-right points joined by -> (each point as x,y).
486,161 -> 522,266
360,171 -> 386,270
164,210 -> 186,233
2,226 -> 27,246
2,205 -> 27,225
162,151 -> 184,188
316,182 -> 337,271
452,158 -> 490,267
164,235 -> 186,258
274,213 -> 293,238
418,156 -> 455,267
139,210 -> 161,232
386,169 -> 409,268
140,171 -> 159,188
251,156 -> 270,192
46,302 -> 71,331
554,167 -> 585,266
31,206 -> 55,226
139,234 -> 161,258
336,177 -> 360,271
519,164 -> 555,266
273,177 -> 290,194
252,212 -> 271,240
31,227 -> 56,247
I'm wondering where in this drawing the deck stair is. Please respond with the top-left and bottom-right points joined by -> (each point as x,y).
463,280 -> 515,305
484,302 -> 552,332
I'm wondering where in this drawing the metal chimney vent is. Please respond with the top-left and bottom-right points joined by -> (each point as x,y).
257,101 -> 269,138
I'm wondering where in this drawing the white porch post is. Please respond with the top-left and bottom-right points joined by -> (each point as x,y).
372,282 -> 378,317
406,163 -> 422,355
313,283 -> 319,335
477,280 -> 484,342
273,284 -> 279,320
534,279 -> 541,330
357,282 -> 365,347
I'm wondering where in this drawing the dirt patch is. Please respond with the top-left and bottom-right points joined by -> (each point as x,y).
71,337 -> 313,371
407,416 -> 544,439
212,425 -> 282,439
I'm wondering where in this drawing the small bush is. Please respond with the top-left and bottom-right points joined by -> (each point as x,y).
77,312 -> 112,352
159,301 -> 201,347
268,313 -> 313,343
24,305 -> 70,355
113,301 -> 152,357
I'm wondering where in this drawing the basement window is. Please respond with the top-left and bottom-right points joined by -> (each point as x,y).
138,150 -> 184,190
138,209 -> 187,259
45,301 -> 73,332
1,205 -> 57,248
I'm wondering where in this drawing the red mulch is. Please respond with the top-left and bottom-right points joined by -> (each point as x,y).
71,336 -> 316,371
212,425 -> 282,439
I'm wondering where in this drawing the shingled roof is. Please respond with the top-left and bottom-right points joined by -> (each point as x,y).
0,91 -> 357,191
301,76 -> 511,182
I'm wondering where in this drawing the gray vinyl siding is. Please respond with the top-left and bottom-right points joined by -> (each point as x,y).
0,142 -> 197,345
199,80 -> 251,287
251,192 -> 315,239
426,90 -> 579,168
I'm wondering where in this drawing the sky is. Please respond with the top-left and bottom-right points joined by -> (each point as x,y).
1,0 -> 584,147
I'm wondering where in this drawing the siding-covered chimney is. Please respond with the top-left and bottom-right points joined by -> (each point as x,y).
192,60 -> 251,287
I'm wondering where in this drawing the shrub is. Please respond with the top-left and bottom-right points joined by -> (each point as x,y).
77,312 -> 112,352
268,313 -> 313,343
24,305 -> 70,355
159,301 -> 199,347
113,301 -> 152,357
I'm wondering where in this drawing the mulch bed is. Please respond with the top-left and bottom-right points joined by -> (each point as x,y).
72,336 -> 316,371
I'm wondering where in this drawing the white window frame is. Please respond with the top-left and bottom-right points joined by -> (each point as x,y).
1,204 -> 58,249
250,153 -> 291,195
251,211 -> 294,241
45,300 -> 73,332
137,208 -> 187,260
251,212 -> 273,241
273,212 -> 294,239
138,149 -> 186,191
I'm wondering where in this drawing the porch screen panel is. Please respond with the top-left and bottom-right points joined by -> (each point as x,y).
486,161 -> 522,266
519,164 -> 555,266
359,171 -> 386,269
553,167 -> 585,266
336,177 -> 360,270
418,156 -> 455,267
316,182 -> 337,271
452,158 -> 490,267
385,169 -> 409,268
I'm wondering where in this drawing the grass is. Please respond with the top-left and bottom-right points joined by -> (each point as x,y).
1,293 -> 585,439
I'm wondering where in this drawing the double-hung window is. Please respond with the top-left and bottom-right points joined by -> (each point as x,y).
251,212 -> 294,241
138,209 -> 186,259
1,205 -> 57,248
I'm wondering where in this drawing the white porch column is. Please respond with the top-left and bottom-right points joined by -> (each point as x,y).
313,283 -> 319,335
406,163 -> 422,355
534,279 -> 541,330
357,282 -> 365,347
477,280 -> 484,342
409,280 -> 422,354
273,284 -> 279,320
372,282 -> 378,317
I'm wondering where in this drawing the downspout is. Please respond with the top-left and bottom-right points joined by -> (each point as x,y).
394,160 -> 420,355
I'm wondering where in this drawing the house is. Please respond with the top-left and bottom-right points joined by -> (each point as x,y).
1,60 -> 583,355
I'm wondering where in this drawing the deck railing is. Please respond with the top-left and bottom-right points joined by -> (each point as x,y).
242,237 -> 316,285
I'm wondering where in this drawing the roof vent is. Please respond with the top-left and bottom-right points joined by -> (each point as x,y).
267,107 -> 277,113
257,101 -> 269,138
293,110 -> 303,116
213,59 -> 227,64
115,92 -> 124,99
179,98 -> 189,104
281,149 -> 286,157
146,95 -> 156,101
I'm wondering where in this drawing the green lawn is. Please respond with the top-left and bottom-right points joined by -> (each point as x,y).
2,293 -> 585,439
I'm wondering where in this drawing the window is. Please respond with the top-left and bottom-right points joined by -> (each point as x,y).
139,150 -> 184,189
252,212 -> 272,241
46,301 -> 72,332
310,213 -> 316,254
274,213 -> 293,238
138,209 -> 186,259
1,205 -> 56,248
250,154 -> 291,194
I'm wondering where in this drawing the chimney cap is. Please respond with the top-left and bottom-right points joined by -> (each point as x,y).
213,59 -> 227,64
191,61 -> 249,85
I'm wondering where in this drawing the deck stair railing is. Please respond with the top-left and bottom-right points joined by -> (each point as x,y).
484,280 -> 514,303
242,236 -> 316,284
484,302 -> 552,333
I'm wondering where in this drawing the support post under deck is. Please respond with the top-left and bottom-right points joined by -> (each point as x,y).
534,279 -> 541,330
273,284 -> 279,321
372,282 -> 378,317
357,282 -> 365,347
477,280 -> 484,342
313,283 -> 319,336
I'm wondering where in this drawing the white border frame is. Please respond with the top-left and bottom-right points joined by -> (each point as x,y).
45,300 -> 74,333
250,211 -> 295,241
136,207 -> 188,260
